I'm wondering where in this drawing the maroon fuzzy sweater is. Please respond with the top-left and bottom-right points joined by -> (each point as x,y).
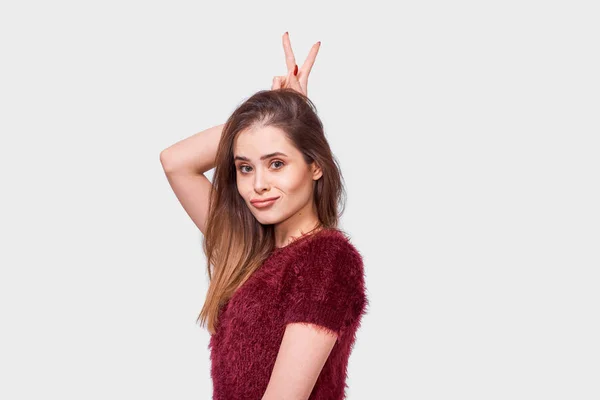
208,228 -> 368,400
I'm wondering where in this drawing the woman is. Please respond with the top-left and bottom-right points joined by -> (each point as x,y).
160,32 -> 368,400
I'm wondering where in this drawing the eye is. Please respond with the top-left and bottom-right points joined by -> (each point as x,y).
237,160 -> 284,174
238,165 -> 252,174
271,160 -> 284,169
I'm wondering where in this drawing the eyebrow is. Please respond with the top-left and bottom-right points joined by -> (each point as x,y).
233,152 -> 288,162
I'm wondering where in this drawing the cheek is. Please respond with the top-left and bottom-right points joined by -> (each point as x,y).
277,171 -> 312,194
236,179 -> 250,200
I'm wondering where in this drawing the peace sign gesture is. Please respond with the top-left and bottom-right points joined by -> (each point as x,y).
271,32 -> 321,97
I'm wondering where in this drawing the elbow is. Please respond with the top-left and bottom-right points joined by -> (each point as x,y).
160,149 -> 176,173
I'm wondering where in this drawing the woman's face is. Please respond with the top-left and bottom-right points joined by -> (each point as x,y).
233,125 -> 322,226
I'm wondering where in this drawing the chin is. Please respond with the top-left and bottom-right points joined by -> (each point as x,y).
253,214 -> 283,225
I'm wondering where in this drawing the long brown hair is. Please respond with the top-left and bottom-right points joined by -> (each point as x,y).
197,88 -> 347,334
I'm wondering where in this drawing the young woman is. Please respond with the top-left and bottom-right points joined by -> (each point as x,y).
160,32 -> 368,400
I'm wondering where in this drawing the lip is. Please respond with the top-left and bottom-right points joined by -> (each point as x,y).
250,196 -> 280,208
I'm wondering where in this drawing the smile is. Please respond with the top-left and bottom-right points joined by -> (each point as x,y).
251,197 -> 280,209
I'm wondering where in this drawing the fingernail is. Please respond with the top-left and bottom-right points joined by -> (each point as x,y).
294,65 -> 298,76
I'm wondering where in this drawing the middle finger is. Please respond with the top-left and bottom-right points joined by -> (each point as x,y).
298,41 -> 321,85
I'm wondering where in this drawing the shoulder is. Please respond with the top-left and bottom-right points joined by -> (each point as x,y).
308,229 -> 362,262
292,229 -> 364,276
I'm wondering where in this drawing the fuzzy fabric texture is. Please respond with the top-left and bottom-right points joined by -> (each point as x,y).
208,228 -> 368,400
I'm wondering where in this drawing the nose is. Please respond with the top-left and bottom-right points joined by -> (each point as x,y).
253,168 -> 270,194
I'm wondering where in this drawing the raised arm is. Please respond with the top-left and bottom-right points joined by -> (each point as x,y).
159,123 -> 224,235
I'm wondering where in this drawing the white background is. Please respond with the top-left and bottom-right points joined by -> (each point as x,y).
1,1 -> 598,399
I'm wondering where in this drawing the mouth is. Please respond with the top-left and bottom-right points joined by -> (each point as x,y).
250,196 -> 280,209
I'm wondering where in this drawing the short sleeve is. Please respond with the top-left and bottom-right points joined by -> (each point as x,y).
283,233 -> 367,338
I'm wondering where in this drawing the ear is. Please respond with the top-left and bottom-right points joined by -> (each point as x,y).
311,161 -> 323,181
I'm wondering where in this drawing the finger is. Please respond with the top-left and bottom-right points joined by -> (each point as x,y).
286,71 -> 304,95
282,32 -> 297,74
286,68 -> 298,87
272,76 -> 282,90
298,41 -> 321,87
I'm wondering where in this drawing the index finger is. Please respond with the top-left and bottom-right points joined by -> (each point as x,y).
282,32 -> 297,73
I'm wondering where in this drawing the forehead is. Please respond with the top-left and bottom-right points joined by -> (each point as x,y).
233,125 -> 297,158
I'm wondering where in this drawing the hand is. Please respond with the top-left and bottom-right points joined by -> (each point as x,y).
271,32 -> 321,97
